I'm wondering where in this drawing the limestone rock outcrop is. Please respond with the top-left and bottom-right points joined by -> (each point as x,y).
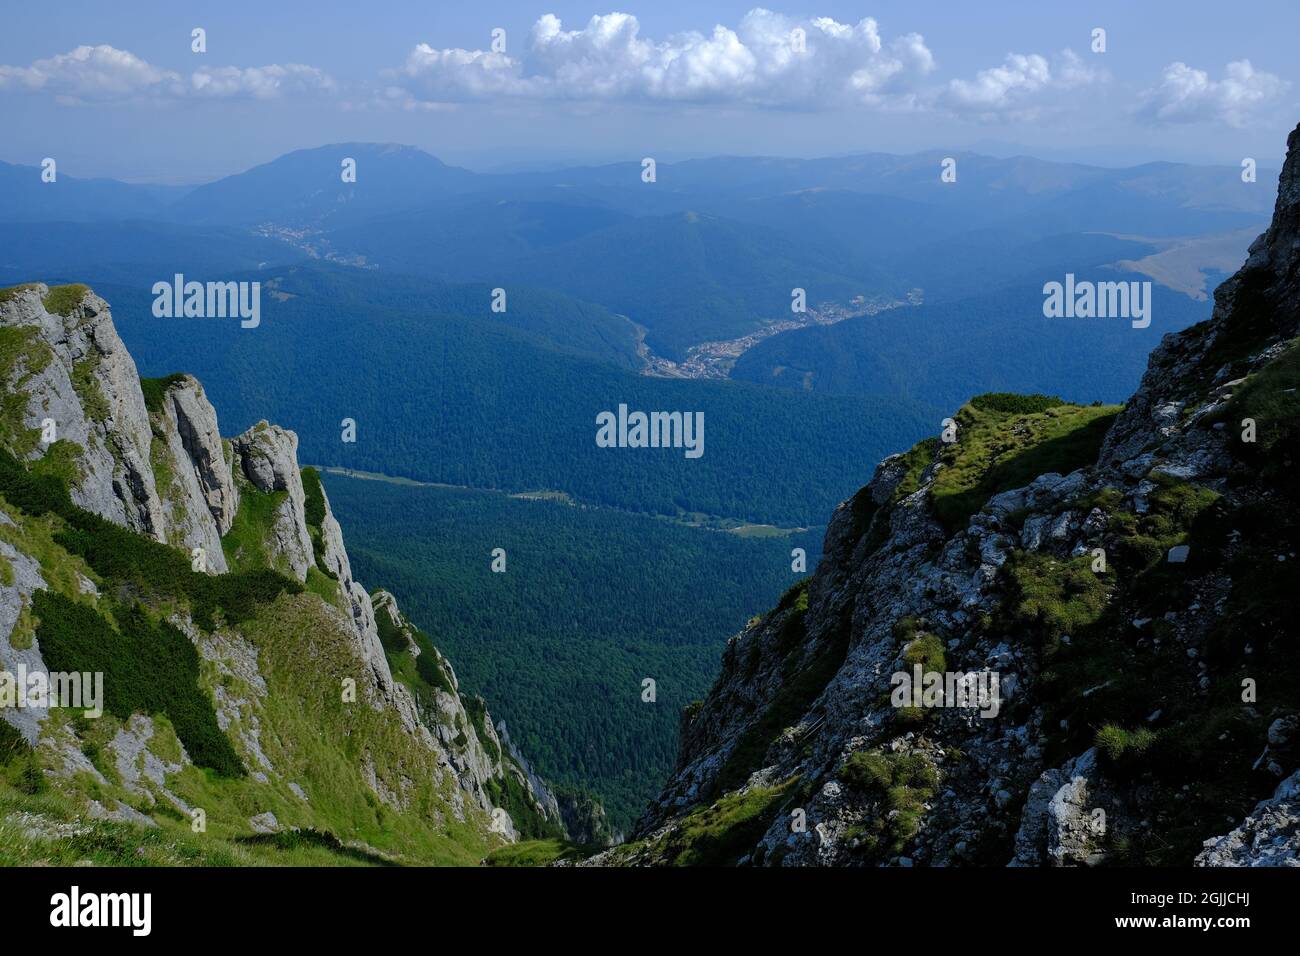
606,123 -> 1300,868
230,422 -> 315,581
2,283 -> 579,849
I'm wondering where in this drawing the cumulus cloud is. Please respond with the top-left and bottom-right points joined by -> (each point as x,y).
385,9 -> 936,108
940,49 -> 1104,119
0,45 -> 181,102
0,44 -> 334,104
1137,59 -> 1288,127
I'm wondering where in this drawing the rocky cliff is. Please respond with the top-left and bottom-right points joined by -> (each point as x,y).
596,124 -> 1300,868
0,282 -> 579,862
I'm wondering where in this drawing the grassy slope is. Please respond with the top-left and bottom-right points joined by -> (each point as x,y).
602,390 -> 1216,866
931,393 -> 1122,532
0,456 -> 499,866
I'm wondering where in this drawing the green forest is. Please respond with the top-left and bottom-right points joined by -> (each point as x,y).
101,265 -> 935,528
323,473 -> 824,832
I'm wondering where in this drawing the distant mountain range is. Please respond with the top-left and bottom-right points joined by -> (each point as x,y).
0,141 -> 1266,830
0,141 -> 1264,363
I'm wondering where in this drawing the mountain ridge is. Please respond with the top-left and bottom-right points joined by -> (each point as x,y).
0,281 -> 606,863
584,122 -> 1300,868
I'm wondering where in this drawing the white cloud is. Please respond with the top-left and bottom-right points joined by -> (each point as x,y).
386,9 -> 936,108
1137,59 -> 1288,128
190,64 -> 336,99
0,44 -> 334,104
0,45 -> 182,102
941,49 -> 1104,119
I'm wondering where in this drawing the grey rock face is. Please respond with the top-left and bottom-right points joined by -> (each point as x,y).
217,421 -> 568,831
1196,771 -> 1300,867
1,285 -> 165,537
317,485 -> 352,583
249,811 -> 280,834
313,481 -> 395,697
1,289 -> 237,572
1102,124 -> 1300,469
371,589 -> 570,835
165,376 -> 238,535
1011,749 -> 1121,866
230,422 -> 314,581
149,376 -> 230,573
346,581 -> 394,695
106,713 -> 192,814
0,532 -> 54,745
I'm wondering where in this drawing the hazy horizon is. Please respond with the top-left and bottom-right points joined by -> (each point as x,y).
3,1 -> 1296,182
1,138 -> 1288,188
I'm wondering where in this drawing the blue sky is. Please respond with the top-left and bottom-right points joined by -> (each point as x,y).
1,0 -> 1296,181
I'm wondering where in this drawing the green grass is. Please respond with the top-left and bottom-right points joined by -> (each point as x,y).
235,829 -> 398,866
484,771 -> 563,842
300,466 -> 333,573
482,838 -> 596,867
894,621 -> 948,722
0,493 -> 96,602
70,352 -> 110,423
1008,552 -> 1112,641
302,466 -> 327,529
0,781 -> 420,867
0,422 -> 508,867
995,462 -> 1291,863
225,593 -> 498,863
1106,476 -> 1221,573
41,284 -> 90,317
774,578 -> 809,615
7,593 -> 35,650
0,446 -> 304,633
304,565 -> 342,606
139,373 -> 190,415
0,283 -> 39,306
465,695 -> 500,763
221,480 -> 291,575
1095,724 -> 1156,762
838,749 -> 939,857
637,778 -> 797,866
1214,338 -> 1300,487
0,590 -> 504,866
32,589 -> 244,776
930,397 -> 1121,531
0,325 -> 55,457
891,437 -> 939,502
374,602 -> 457,699
29,440 -> 84,492
0,721 -> 29,765
901,629 -> 947,672
968,392 -> 1066,415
